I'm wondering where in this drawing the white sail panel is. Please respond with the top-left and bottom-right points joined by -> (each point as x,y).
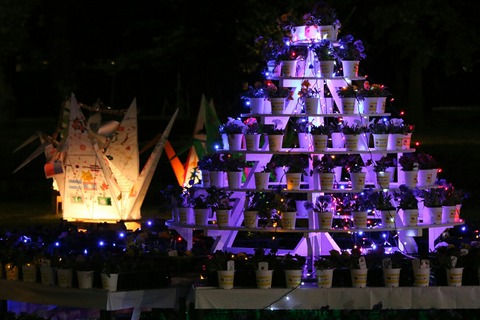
61,95 -> 123,222
104,99 -> 139,184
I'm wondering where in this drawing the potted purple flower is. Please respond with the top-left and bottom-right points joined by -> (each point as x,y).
335,34 -> 366,77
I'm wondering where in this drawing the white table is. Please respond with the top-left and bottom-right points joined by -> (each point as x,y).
0,279 -> 177,320
191,286 -> 480,310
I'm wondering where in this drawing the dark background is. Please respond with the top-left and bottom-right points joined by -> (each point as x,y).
1,0 -> 479,220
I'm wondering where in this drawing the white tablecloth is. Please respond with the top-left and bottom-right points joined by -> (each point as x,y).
0,279 -> 177,320
191,286 -> 480,310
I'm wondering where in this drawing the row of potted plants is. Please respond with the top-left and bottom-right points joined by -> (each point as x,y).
193,151 -> 438,181
240,79 -> 390,103
219,116 -> 412,137
206,242 -> 480,289
165,180 -> 465,230
0,217 -> 203,290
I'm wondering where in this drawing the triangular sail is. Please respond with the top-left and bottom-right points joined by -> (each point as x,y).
104,99 -> 139,184
164,95 -> 223,187
127,108 -> 179,218
61,94 -> 121,221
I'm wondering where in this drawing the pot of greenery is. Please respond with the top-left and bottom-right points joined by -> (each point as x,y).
219,117 -> 246,151
74,254 -> 95,289
206,250 -> 236,289
277,47 -> 299,77
341,122 -> 367,151
299,79 -> 321,114
398,153 -> 419,188
416,153 -> 438,187
336,85 -> 359,114
311,39 -> 335,77
191,187 -> 214,226
314,253 -> 336,288
368,155 -> 395,189
438,179 -> 462,223
334,34 -> 366,78
100,252 -> 123,292
262,122 -> 286,151
250,248 -> 280,289
222,153 -> 247,189
338,192 -> 373,229
266,81 -> 294,114
207,186 -> 233,227
394,184 -> 419,227
244,191 -> 272,228
433,245 -> 466,287
369,190 -> 397,228
311,155 -> 335,190
244,117 -> 263,150
310,123 -> 333,152
274,192 -> 298,230
240,81 -> 268,114
290,117 -> 312,149
285,154 -> 310,190
415,187 -> 442,225
307,2 -> 340,40
344,154 -> 366,190
197,152 -> 226,187
280,253 -> 306,288
312,194 -> 334,229
357,81 -> 380,114
368,119 -> 389,150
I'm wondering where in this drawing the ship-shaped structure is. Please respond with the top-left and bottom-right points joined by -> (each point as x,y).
15,94 -> 178,223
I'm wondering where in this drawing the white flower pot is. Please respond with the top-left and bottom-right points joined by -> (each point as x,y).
284,269 -> 303,288
352,211 -> 368,229
316,211 -> 333,229
280,60 -> 298,77
304,97 -> 319,114
243,210 -> 258,228
383,268 -> 401,287
215,209 -> 231,227
227,171 -> 243,189
341,60 -> 359,78
350,268 -> 368,288
77,270 -> 94,289
217,270 -> 235,289
286,172 -> 302,190
413,268 -> 430,287
249,98 -> 265,114
446,267 -> 463,287
318,60 -> 335,78
101,273 -> 119,292
312,134 -> 328,152
267,134 -> 284,151
316,268 -> 334,288
255,270 -> 273,289
281,211 -> 297,230
400,208 -> 419,227
245,133 -> 261,151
